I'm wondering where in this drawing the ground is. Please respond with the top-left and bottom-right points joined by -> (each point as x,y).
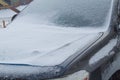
0,5 -> 26,28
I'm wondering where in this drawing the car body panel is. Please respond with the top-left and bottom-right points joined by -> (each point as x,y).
0,24 -> 102,66
0,0 -> 119,80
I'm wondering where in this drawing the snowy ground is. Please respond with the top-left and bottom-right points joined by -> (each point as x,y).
0,6 -> 26,18
0,6 -> 27,28
0,17 -> 11,28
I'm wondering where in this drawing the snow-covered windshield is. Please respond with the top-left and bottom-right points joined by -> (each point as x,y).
20,0 -> 112,27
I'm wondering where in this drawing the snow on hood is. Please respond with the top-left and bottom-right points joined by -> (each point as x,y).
0,22 -> 102,66
0,1 -> 105,66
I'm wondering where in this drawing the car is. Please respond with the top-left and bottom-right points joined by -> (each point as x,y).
0,0 -> 120,80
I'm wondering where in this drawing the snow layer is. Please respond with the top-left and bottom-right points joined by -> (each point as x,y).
0,0 -> 112,66
0,23 -> 101,66
50,70 -> 89,80
0,17 -> 11,28
0,6 -> 26,18
0,64 -> 61,79
0,6 -> 27,28
89,38 -> 117,65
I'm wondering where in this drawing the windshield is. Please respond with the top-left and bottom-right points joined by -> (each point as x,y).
19,0 -> 112,27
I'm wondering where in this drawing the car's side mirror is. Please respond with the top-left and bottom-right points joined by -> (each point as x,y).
11,14 -> 18,21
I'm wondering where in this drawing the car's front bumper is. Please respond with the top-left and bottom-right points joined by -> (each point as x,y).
0,63 -> 63,80
0,63 -> 89,80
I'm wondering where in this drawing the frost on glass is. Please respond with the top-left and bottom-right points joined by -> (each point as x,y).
20,0 -> 112,27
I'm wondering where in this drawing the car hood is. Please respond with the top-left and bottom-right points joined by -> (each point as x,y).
0,23 -> 102,66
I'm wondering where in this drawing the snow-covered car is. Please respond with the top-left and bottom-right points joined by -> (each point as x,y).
0,0 -> 120,80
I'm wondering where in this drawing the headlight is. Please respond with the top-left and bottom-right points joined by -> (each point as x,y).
49,70 -> 89,80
